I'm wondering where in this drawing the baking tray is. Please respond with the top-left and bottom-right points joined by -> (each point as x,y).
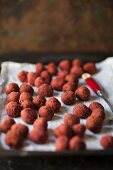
0,52 -> 113,157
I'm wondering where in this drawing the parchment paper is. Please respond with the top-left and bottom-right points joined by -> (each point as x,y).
1,57 -> 113,151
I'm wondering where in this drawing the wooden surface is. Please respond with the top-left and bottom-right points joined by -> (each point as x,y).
0,0 -> 113,54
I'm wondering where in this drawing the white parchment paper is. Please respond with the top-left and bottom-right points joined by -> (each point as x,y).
1,57 -> 113,151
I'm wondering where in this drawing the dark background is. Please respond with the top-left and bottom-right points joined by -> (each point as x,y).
0,0 -> 113,55
0,1 -> 113,170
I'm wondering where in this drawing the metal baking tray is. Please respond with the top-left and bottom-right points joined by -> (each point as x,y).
0,52 -> 113,157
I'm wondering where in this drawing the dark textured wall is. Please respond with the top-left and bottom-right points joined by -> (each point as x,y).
0,0 -> 113,54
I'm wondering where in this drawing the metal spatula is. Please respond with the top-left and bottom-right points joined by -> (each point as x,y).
82,73 -> 113,121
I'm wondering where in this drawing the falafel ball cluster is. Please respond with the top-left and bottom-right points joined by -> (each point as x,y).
1,59 -> 109,151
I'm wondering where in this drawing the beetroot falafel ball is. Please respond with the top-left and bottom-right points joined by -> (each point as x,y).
73,103 -> 90,119
21,100 -> 35,109
5,83 -> 19,94
55,136 -> 69,151
18,71 -> 28,82
21,108 -> 37,124
19,92 -> 32,103
69,136 -> 86,150
72,124 -> 86,137
75,86 -> 90,101
47,62 -> 58,75
34,76 -> 45,88
86,115 -> 103,133
91,108 -> 105,121
65,74 -> 78,84
40,70 -> 52,84
100,135 -> 113,149
72,59 -> 84,67
0,117 -> 15,133
5,123 -> 28,148
33,117 -> 48,130
83,62 -> 97,74
64,114 -> 80,127
6,101 -> 22,118
89,102 -> 104,112
7,92 -> 20,102
54,124 -> 72,138
20,83 -> 34,95
29,128 -> 48,144
5,130 -> 24,148
57,70 -> 69,79
59,59 -> 71,71
33,96 -> 46,109
63,82 -> 77,92
11,123 -> 29,138
27,72 -> 38,86
35,63 -> 45,74
70,66 -> 84,78
39,106 -> 54,121
61,91 -> 75,105
46,97 -> 61,113
51,77 -> 65,91
38,83 -> 53,97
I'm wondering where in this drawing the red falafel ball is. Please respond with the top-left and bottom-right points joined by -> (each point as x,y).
18,71 -> 28,82
0,117 -> 15,133
70,66 -> 84,78
61,91 -> 75,105
5,123 -> 28,148
35,63 -> 45,74
11,123 -> 29,138
69,136 -> 86,150
38,83 -> 53,97
21,108 -> 37,124
21,100 -> 35,109
75,86 -> 90,101
57,70 -> 69,79
40,70 -> 52,84
63,82 -> 77,92
83,62 -> 97,74
33,117 -> 48,130
39,106 -> 54,121
33,96 -> 46,109
100,135 -> 113,149
54,124 -> 72,138
59,59 -> 71,71
86,115 -> 103,133
91,108 -> 105,121
20,83 -> 34,95
27,72 -> 38,86
5,83 -> 19,94
7,92 -> 20,102
29,128 -> 48,144
6,101 -> 22,118
5,130 -> 24,148
65,74 -> 78,84
64,114 -> 80,127
72,59 -> 84,67
47,62 -> 58,75
55,136 -> 69,151
89,102 -> 104,112
72,124 -> 86,137
73,103 -> 90,119
19,92 -> 32,103
34,76 -> 45,88
51,77 -> 65,91
46,97 -> 61,113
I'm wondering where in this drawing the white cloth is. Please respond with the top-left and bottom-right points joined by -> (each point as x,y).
1,57 -> 113,151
